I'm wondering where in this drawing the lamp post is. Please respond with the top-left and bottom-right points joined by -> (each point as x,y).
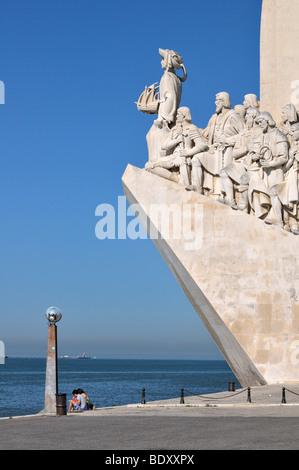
43,306 -> 62,414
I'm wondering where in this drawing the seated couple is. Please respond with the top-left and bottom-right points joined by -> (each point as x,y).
68,388 -> 88,412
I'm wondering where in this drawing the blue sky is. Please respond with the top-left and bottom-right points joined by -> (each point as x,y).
0,0 -> 263,358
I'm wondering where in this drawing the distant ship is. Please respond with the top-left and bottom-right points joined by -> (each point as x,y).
78,352 -> 90,360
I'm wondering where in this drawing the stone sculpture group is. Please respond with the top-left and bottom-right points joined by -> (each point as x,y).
136,48 -> 299,235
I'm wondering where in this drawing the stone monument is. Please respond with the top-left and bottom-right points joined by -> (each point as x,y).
122,1 -> 299,386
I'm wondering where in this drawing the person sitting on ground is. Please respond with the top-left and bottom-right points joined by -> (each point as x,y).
72,391 -> 78,403
77,388 -> 96,410
68,389 -> 87,412
77,388 -> 94,410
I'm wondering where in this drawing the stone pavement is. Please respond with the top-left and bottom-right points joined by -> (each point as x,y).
1,385 -> 299,450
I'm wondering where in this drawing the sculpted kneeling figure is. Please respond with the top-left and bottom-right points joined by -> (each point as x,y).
145,107 -> 208,185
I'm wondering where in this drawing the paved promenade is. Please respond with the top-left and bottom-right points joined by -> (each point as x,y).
1,385 -> 299,450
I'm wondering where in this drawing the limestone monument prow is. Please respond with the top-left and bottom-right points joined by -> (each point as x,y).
122,164 -> 299,386
125,29 -> 299,386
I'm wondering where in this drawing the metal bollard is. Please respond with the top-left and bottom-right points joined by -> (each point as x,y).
281,387 -> 286,404
56,393 -> 67,416
180,388 -> 185,404
228,381 -> 236,392
247,387 -> 252,403
141,388 -> 146,404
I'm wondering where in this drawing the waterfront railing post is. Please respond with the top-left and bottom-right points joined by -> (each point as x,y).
228,381 -> 236,392
247,387 -> 252,403
180,388 -> 185,404
281,387 -> 286,404
141,388 -> 146,404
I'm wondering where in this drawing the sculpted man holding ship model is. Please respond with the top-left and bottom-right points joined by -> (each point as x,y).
136,48 -> 188,165
155,48 -> 187,128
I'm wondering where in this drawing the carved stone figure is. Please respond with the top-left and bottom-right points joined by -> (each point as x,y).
136,48 -> 187,164
190,92 -> 245,195
276,121 -> 299,234
234,104 -> 246,120
248,112 -> 289,227
280,104 -> 298,145
243,94 -> 260,110
145,107 -> 208,186
155,48 -> 187,128
219,106 -> 261,208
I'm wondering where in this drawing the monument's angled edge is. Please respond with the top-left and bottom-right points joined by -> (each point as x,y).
122,165 -> 267,387
123,4 -> 299,386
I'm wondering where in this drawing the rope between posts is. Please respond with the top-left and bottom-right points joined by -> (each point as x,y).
184,388 -> 248,400
285,388 -> 299,397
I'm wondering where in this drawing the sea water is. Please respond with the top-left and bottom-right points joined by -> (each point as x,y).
0,358 -> 240,418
